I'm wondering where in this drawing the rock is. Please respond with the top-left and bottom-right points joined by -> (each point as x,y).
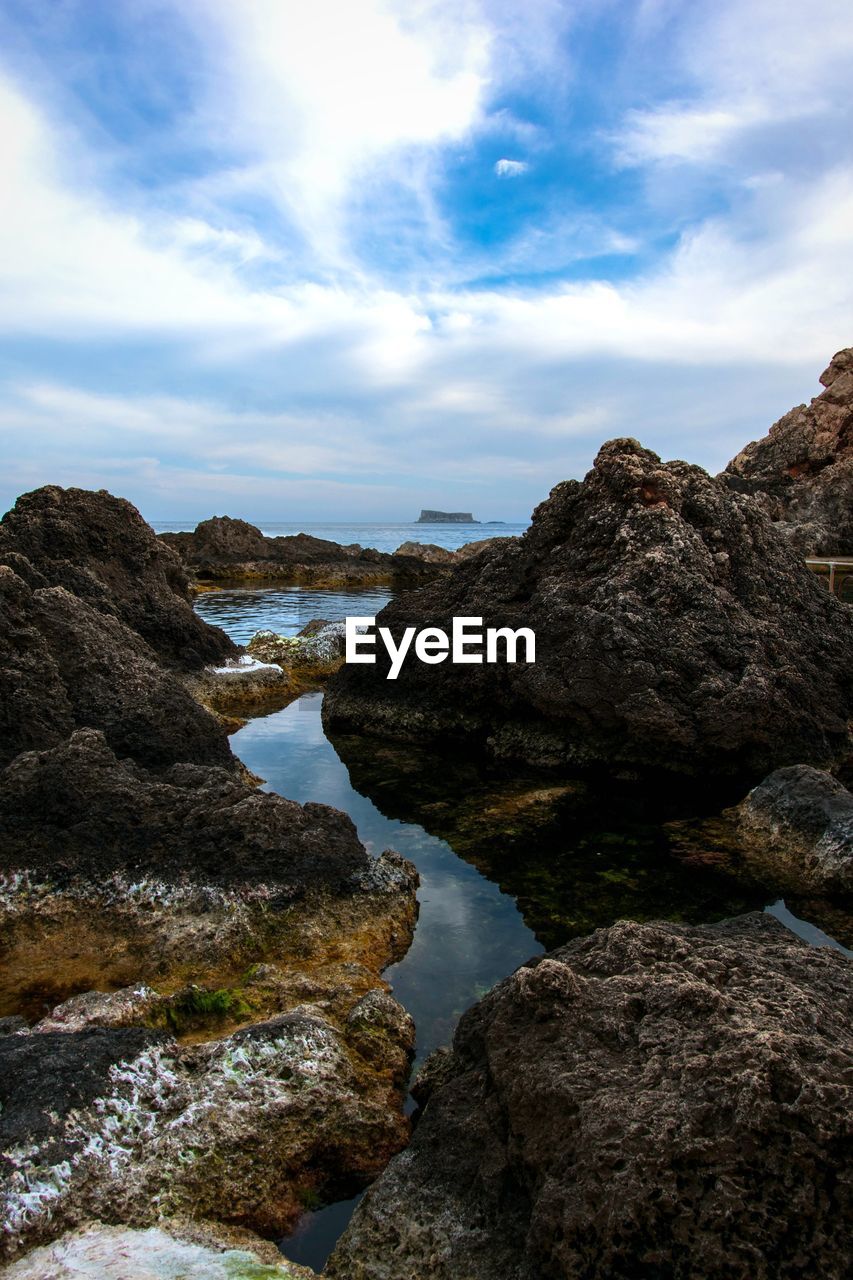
394,541 -> 457,563
325,438 -> 853,778
327,914 -> 853,1280
0,486 -> 236,669
669,764 -> 853,898
0,566 -> 233,771
160,519 -> 444,588
3,1225 -> 315,1279
0,727 -> 372,891
0,1003 -> 414,1262
246,621 -> 348,680
188,653 -> 291,713
455,536 -> 507,559
417,510 -> 476,523
722,348 -> 853,555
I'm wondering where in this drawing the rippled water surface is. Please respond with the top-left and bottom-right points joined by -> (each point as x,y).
195,584 -> 393,644
199,583 -> 851,1270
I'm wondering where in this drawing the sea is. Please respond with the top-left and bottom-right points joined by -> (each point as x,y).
152,520 -> 529,554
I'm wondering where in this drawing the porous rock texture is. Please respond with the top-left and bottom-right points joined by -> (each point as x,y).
722,347 -> 853,554
0,486 -> 236,668
327,913 -> 853,1280
160,514 -> 444,587
0,998 -> 415,1264
0,567 -> 232,771
669,764 -> 853,899
324,438 -> 853,778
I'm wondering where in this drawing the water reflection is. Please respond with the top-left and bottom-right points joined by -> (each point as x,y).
231,693 -> 542,1064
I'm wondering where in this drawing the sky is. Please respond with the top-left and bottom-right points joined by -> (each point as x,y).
0,0 -> 852,523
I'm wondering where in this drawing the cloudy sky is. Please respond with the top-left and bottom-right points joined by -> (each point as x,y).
1,0 -> 851,522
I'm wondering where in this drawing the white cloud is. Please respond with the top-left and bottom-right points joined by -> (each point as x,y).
494,158 -> 529,178
192,0 -> 491,264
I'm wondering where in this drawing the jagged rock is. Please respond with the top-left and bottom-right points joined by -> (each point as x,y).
325,438 -> 853,778
723,348 -> 853,555
327,914 -> 853,1280
0,566 -> 232,771
669,764 -> 853,898
0,486 -> 236,669
161,518 -> 444,588
3,1225 -> 315,1279
0,1001 -> 415,1262
0,727 -> 370,891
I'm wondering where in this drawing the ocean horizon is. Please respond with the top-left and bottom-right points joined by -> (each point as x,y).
151,520 -> 530,555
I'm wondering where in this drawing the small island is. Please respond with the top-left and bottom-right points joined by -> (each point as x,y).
417,509 -> 478,523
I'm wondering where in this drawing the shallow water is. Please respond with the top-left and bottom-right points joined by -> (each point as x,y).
200,584 -> 851,1269
154,519 -> 529,554
195,583 -> 393,644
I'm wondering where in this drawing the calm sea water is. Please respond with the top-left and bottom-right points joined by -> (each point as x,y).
194,585 -> 851,1271
153,519 -> 529,554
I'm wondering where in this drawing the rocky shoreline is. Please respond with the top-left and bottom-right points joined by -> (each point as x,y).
0,487 -> 419,1269
1,351 -> 852,1276
158,515 -> 499,590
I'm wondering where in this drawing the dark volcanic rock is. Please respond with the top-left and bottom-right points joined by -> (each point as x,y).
324,438 -> 853,778
0,727 -> 367,893
160,517 -> 445,587
327,914 -> 853,1280
0,486 -> 236,669
722,348 -> 853,555
0,566 -> 231,771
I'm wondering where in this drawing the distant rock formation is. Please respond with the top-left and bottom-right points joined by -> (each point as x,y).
325,437 -> 853,779
722,347 -> 853,554
327,913 -> 853,1280
417,509 -> 477,523
160,515 -> 444,587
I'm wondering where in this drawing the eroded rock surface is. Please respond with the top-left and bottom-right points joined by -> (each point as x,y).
0,486 -> 236,668
325,438 -> 853,778
328,914 -> 853,1280
723,348 -> 853,554
160,515 -> 444,588
0,998 -> 414,1263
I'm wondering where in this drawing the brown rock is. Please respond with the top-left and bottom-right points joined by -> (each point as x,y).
328,913 -> 853,1280
722,347 -> 853,554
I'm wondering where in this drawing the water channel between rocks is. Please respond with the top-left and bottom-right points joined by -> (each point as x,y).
194,584 -> 852,1272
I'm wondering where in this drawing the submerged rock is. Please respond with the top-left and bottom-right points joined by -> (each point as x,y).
327,914 -> 853,1280
3,1225 -> 314,1279
0,486 -> 236,669
160,515 -> 444,588
722,348 -> 853,555
325,438 -> 853,778
669,764 -> 853,899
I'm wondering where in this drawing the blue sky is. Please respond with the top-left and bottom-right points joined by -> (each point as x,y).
1,0 -> 852,522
